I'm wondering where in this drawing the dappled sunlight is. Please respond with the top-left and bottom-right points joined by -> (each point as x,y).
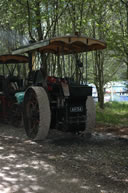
95,124 -> 128,139
0,124 -> 127,192
0,134 -> 57,192
80,185 -> 91,190
74,154 -> 88,162
61,178 -> 79,183
0,184 -> 44,193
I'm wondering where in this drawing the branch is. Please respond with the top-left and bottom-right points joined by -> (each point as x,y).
79,0 -> 85,33
120,0 -> 128,7
105,63 -> 123,84
120,0 -> 126,5
26,0 -> 35,41
16,0 -> 26,7
44,3 -> 68,39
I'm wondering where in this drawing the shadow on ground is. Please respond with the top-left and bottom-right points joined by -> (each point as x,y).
0,123 -> 127,193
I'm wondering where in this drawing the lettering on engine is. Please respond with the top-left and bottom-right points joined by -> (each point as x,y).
70,106 -> 83,113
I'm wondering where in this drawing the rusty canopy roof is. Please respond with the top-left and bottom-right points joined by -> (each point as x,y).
12,35 -> 106,55
0,54 -> 29,64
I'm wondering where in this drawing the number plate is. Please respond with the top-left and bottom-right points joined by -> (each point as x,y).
70,106 -> 83,113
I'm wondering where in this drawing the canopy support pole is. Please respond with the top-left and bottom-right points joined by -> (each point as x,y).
86,52 -> 88,84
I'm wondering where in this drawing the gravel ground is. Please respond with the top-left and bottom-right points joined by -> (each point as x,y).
0,123 -> 128,193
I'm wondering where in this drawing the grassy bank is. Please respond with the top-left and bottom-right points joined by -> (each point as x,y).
96,101 -> 128,127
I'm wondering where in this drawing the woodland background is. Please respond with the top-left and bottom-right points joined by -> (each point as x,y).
0,0 -> 128,108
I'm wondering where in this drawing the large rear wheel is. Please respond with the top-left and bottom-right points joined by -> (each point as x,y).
23,86 -> 51,140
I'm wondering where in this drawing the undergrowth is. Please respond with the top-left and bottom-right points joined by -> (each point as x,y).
96,101 -> 128,127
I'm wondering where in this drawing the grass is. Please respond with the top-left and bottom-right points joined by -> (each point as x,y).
96,101 -> 128,127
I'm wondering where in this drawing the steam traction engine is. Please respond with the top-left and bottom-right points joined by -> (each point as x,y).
12,35 -> 106,140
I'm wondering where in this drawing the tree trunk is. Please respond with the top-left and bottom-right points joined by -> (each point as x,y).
34,1 -> 43,40
94,51 -> 105,109
97,86 -> 104,109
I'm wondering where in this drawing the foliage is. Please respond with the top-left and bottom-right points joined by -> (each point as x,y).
0,0 -> 128,108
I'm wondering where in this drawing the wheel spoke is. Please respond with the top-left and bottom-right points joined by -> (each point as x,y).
24,89 -> 39,138
23,86 -> 50,140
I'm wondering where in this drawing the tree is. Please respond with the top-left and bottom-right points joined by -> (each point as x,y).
0,0 -> 127,108
106,0 -> 128,79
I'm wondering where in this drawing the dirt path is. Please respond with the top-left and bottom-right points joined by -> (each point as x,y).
0,123 -> 128,193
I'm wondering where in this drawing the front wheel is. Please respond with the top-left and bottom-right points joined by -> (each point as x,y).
85,96 -> 96,135
23,86 -> 51,140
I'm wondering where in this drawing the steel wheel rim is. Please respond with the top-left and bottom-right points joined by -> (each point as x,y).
25,89 -> 39,139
